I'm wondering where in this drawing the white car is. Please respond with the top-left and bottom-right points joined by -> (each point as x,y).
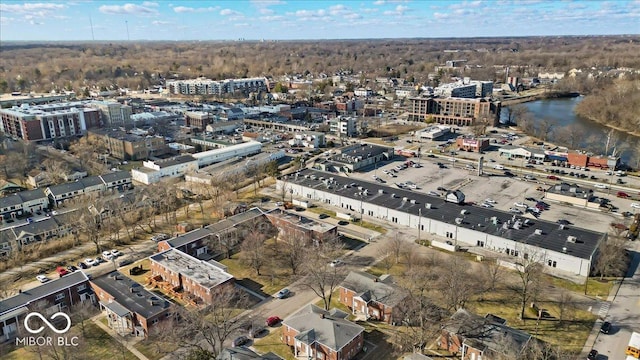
494,165 -> 504,170
514,202 -> 527,208
111,249 -> 123,257
36,274 -> 50,283
481,203 -> 493,208
329,259 -> 343,267
449,158 -> 457,162
484,199 -> 496,204
428,191 -> 440,196
631,203 -> 640,209
85,258 -> 97,267
594,184 -> 608,189
102,251 -> 113,261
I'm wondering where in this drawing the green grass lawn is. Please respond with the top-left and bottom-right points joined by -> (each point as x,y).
545,275 -> 615,298
314,290 -> 354,319
1,322 -> 137,360
219,254 -> 292,296
366,261 -> 407,277
252,328 -> 296,360
120,258 -> 151,285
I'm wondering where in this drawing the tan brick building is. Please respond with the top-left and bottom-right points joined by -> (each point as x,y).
88,129 -> 167,160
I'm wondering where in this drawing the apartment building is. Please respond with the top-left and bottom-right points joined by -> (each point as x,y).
408,97 -> 500,126
265,209 -> 338,245
0,189 -> 48,219
0,103 -> 101,141
88,129 -> 167,160
45,171 -> 132,206
166,77 -> 268,96
329,117 -> 357,137
89,101 -> 132,127
184,111 -> 214,131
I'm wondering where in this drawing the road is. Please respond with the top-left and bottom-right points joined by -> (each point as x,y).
590,241 -> 640,360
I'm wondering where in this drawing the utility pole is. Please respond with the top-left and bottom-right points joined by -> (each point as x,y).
418,208 -> 422,244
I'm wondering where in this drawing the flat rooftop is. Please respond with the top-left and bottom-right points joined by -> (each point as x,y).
268,209 -> 337,233
284,169 -> 604,260
91,271 -> 170,319
546,182 -> 593,199
150,249 -> 234,289
331,143 -> 392,165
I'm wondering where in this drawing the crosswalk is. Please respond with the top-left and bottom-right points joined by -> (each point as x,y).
597,302 -> 610,319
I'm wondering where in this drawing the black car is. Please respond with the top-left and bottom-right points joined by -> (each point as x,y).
78,262 -> 89,269
525,197 -> 537,202
600,321 -> 611,334
67,265 -> 78,272
232,335 -> 249,347
587,349 -> 598,360
338,220 -> 350,226
318,213 -> 329,219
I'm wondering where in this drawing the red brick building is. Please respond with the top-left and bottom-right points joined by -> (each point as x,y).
282,305 -> 364,360
456,137 -> 490,153
339,271 -> 407,324
149,249 -> 234,305
90,271 -> 172,337
438,309 -> 534,359
266,209 -> 339,245
0,271 -> 93,344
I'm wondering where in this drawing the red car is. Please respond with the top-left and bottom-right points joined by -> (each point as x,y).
617,191 -> 630,198
266,316 -> 281,327
547,175 -> 559,180
56,266 -> 69,278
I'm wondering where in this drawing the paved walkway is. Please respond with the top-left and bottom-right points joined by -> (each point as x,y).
90,314 -> 149,360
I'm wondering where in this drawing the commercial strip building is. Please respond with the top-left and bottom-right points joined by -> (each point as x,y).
313,143 -> 394,173
166,77 -> 268,96
185,150 -> 285,185
417,125 -> 451,140
277,169 -> 606,278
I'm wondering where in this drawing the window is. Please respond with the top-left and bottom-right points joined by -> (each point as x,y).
476,240 -> 484,247
55,293 -> 65,301
77,284 -> 86,291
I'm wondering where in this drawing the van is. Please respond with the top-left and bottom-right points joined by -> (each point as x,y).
494,165 -> 504,170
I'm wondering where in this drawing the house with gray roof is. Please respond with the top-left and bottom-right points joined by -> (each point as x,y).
0,217 -> 73,257
282,305 -> 364,360
90,271 -> 171,337
217,347 -> 282,360
0,188 -> 48,219
0,271 -> 93,343
439,309 -> 537,360
339,271 -> 408,324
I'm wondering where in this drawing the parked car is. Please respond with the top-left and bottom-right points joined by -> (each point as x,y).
232,335 -> 249,347
36,274 -> 50,283
318,213 -> 329,219
631,203 -> 640,209
514,202 -> 527,208
111,249 -> 123,257
338,220 -> 349,226
67,265 -> 78,273
78,262 -> 89,269
594,184 -> 608,189
481,203 -> 493,208
600,321 -> 612,334
617,191 -> 630,198
102,251 -> 113,261
266,316 -> 282,327
56,266 -> 69,277
484,198 -> 496,204
547,175 -> 559,180
587,349 -> 598,360
275,288 -> 291,299
85,258 -> 96,267
329,259 -> 343,267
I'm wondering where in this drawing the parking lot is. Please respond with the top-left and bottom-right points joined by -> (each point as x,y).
349,157 -> 622,235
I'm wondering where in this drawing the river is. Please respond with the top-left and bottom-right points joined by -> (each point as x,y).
500,97 -> 637,164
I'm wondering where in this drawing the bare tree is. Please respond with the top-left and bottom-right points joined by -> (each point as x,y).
437,257 -> 481,312
594,236 -> 628,279
239,223 -> 268,276
554,123 -> 586,149
505,104 -> 529,125
481,258 -> 504,292
376,244 -> 395,273
300,237 -> 345,310
389,232 -> 404,264
537,118 -> 554,141
512,253 -> 544,320
279,233 -> 307,276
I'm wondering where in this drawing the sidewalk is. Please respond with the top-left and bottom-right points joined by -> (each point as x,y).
90,314 -> 149,360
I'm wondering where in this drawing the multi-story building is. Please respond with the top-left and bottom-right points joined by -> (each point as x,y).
166,77 -> 268,96
339,271 -> 408,324
0,103 -> 101,141
0,271 -> 93,343
149,249 -> 234,305
45,171 -> 132,206
0,189 -> 48,220
408,97 -> 500,126
265,209 -> 338,245
184,111 -> 214,131
329,117 -> 357,137
288,132 -> 326,148
0,216 -> 74,257
434,83 -> 477,98
91,271 -> 171,337
88,129 -> 167,160
89,101 -> 132,127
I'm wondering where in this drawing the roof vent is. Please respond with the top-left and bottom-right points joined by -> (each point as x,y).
410,199 -> 416,204
534,229 -> 543,235
425,203 -> 432,209
402,197 -> 408,202
378,189 -> 384,194
567,236 -> 577,243
460,209 -> 468,215
559,224 -> 565,230
562,247 -> 567,253
455,218 -> 463,225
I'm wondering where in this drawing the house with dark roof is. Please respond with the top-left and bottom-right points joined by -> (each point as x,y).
44,171 -> 133,206
265,209 -> 338,246
217,347 -> 282,360
438,309 -> 535,360
0,271 -> 93,343
0,189 -> 48,220
90,271 -> 172,337
278,169 -> 606,278
282,305 -> 364,360
0,217 -> 73,257
99,170 -> 133,191
339,271 -> 408,324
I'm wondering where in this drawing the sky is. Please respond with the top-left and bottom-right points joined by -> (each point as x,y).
1,0 -> 639,41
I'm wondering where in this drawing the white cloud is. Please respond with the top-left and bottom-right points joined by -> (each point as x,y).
0,3 -> 66,18
99,3 -> 158,15
29,19 -> 44,25
250,0 -> 285,6
152,20 -> 171,25
374,0 -> 385,5
344,13 -> 361,20
260,15 -> 284,21
173,6 -> 218,13
259,8 -> 274,14
220,8 -> 242,16
395,4 -> 408,14
142,1 -> 158,7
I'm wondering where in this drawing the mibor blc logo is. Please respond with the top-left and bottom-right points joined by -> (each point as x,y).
16,311 -> 79,347
24,312 -> 72,334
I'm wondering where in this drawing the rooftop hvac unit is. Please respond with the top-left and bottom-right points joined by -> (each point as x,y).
559,224 -> 565,230
567,236 -> 577,243
425,203 -> 432,209
455,218 -> 463,225
562,247 -> 567,253
410,199 -> 416,204
460,209 -> 468,215
391,193 -> 396,198
534,229 -> 543,235
402,197 -> 408,202
378,189 -> 384,194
